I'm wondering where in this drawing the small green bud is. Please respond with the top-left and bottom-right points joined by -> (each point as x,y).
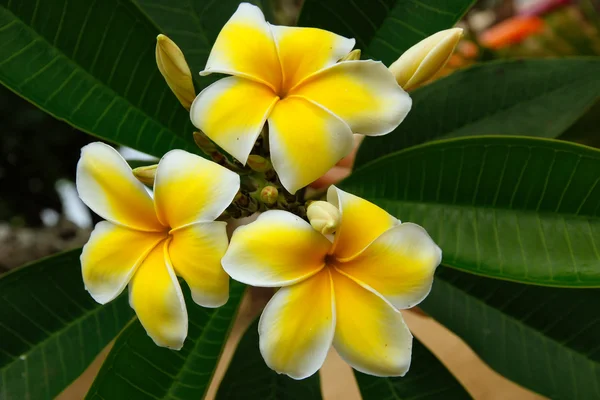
247,155 -> 272,172
260,186 -> 279,205
193,131 -> 218,153
132,164 -> 158,186
340,49 -> 361,61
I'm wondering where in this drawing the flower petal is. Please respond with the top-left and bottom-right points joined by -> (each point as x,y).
190,76 -> 278,163
81,221 -> 165,304
201,3 -> 281,90
268,97 -> 353,193
129,240 -> 187,350
328,186 -> 398,259
270,24 -> 355,92
154,150 -> 239,227
259,268 -> 334,379
222,210 -> 330,287
331,268 -> 412,377
76,142 -> 163,231
336,223 -> 441,309
168,222 -> 230,308
290,60 -> 411,136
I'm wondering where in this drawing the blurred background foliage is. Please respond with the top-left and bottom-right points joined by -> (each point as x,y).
0,0 -> 599,269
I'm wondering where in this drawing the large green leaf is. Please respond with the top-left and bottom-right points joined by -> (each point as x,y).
0,1 -> 197,157
421,266 -> 600,399
355,338 -> 471,399
0,249 -> 133,400
216,318 -> 322,400
131,0 -> 274,90
343,136 -> 600,287
86,281 -> 246,399
299,0 -> 474,64
356,59 -> 600,167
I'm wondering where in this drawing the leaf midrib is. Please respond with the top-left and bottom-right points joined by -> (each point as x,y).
353,135 -> 600,181
1,4 -> 193,156
0,300 -> 131,375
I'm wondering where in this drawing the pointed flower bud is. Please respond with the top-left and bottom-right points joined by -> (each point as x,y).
247,155 -> 272,173
156,34 -> 195,110
132,164 -> 158,186
260,186 -> 279,205
389,28 -> 463,90
340,49 -> 361,61
306,201 -> 341,235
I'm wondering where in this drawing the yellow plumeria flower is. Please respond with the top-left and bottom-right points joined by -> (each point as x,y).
76,143 -> 239,349
190,3 -> 412,193
222,186 -> 441,379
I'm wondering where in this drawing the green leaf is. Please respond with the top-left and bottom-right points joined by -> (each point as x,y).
560,100 -> 600,149
355,338 -> 471,399
421,266 -> 600,399
0,249 -> 134,400
356,59 -> 600,167
0,1 -> 197,157
342,136 -> 600,287
216,318 -> 322,400
131,0 -> 274,90
86,281 -> 246,399
298,0 -> 474,64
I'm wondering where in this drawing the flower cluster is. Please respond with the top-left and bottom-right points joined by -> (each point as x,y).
77,3 -> 457,378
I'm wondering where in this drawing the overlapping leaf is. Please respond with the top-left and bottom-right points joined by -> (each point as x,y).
343,136 -> 600,286
216,319 -> 322,400
421,266 -> 600,399
355,338 -> 471,399
0,1 -> 197,157
356,59 -> 600,166
86,281 -> 246,399
299,0 -> 474,63
0,249 -> 133,400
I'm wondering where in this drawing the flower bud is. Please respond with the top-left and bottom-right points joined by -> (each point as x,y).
306,201 -> 341,235
132,164 -> 158,186
156,34 -> 196,109
193,131 -> 218,153
389,28 -> 463,90
247,155 -> 272,173
260,186 -> 278,205
340,49 -> 361,61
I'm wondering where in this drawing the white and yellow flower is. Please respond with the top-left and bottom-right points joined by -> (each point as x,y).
191,3 -> 412,193
76,143 -> 239,350
222,186 -> 441,379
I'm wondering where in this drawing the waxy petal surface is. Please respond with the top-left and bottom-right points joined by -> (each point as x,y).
328,186 -> 398,259
168,222 -> 230,308
222,210 -> 330,287
337,223 -> 441,309
154,150 -> 239,227
268,97 -> 353,193
291,61 -> 411,136
129,241 -> 187,350
331,269 -> 412,377
76,142 -> 163,231
81,221 -> 165,304
201,3 -> 281,90
259,269 -> 335,379
271,25 -> 354,92
190,77 -> 278,163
